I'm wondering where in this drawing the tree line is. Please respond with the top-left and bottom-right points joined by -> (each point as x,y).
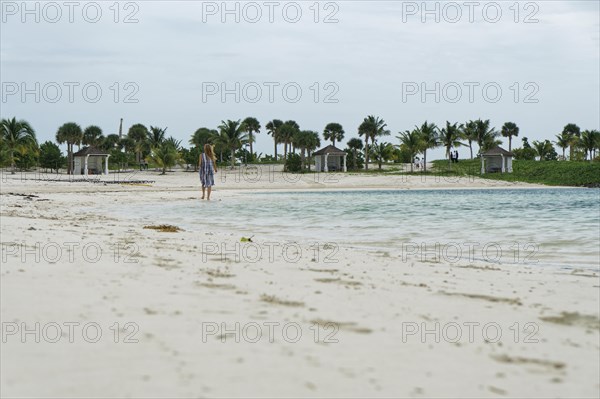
1,116 -> 599,174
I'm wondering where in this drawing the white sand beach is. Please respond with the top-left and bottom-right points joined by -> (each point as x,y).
1,169 -> 599,398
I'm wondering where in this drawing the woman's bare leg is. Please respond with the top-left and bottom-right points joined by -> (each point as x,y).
207,186 -> 212,201
201,186 -> 205,199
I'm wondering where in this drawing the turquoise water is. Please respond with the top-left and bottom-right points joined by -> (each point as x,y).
118,188 -> 600,270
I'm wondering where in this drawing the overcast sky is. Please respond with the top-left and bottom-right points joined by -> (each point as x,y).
1,0 -> 599,159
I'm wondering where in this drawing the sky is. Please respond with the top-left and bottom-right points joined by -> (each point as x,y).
1,0 -> 599,160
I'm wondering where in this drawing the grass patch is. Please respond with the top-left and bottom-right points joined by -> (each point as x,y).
432,159 -> 600,187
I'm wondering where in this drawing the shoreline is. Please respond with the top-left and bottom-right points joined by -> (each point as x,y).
0,168 -> 567,196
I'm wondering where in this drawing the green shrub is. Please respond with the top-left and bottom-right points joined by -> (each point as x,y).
284,153 -> 302,172
39,141 -> 65,172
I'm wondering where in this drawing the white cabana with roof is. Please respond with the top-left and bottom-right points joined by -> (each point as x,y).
480,147 -> 514,174
313,145 -> 347,172
73,146 -> 110,176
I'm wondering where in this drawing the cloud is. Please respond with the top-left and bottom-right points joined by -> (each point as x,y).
1,0 -> 598,160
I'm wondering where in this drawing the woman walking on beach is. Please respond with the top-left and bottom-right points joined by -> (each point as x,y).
199,144 -> 217,200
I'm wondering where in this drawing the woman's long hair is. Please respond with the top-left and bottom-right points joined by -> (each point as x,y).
204,144 -> 216,161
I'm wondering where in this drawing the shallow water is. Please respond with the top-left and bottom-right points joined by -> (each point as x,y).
115,188 -> 600,270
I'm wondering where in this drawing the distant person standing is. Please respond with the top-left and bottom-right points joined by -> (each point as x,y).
199,144 -> 217,200
455,150 -> 459,163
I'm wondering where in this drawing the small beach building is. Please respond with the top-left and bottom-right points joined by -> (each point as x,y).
313,145 -> 347,172
73,146 -> 110,176
480,147 -> 514,174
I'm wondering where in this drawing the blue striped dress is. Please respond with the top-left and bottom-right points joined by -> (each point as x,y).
199,153 -> 215,187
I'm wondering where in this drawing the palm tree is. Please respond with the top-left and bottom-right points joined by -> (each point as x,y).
554,132 -> 571,160
440,121 -> 463,164
212,135 -> 228,163
293,130 -> 319,170
0,141 -> 9,167
370,142 -> 394,170
147,126 -> 167,149
501,122 -> 519,151
580,130 -> 600,162
56,122 -> 83,174
475,119 -> 498,154
483,133 -> 503,151
82,125 -> 104,147
265,119 -> 283,161
323,123 -> 345,147
216,120 -> 249,167
190,128 -> 213,157
242,117 -> 261,159
417,121 -> 438,172
347,138 -> 363,171
119,137 -> 135,155
532,140 -> 554,161
128,124 -> 149,163
1,118 -> 36,173
460,121 -> 478,160
305,131 -> 321,171
148,138 -> 182,175
189,128 -> 218,171
114,137 -> 133,169
278,124 -> 292,161
358,115 -> 389,170
13,141 -> 39,170
190,127 -> 217,149
164,136 -> 182,150
102,134 -> 120,151
562,123 -> 581,160
397,129 -> 423,172
281,120 -> 300,158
